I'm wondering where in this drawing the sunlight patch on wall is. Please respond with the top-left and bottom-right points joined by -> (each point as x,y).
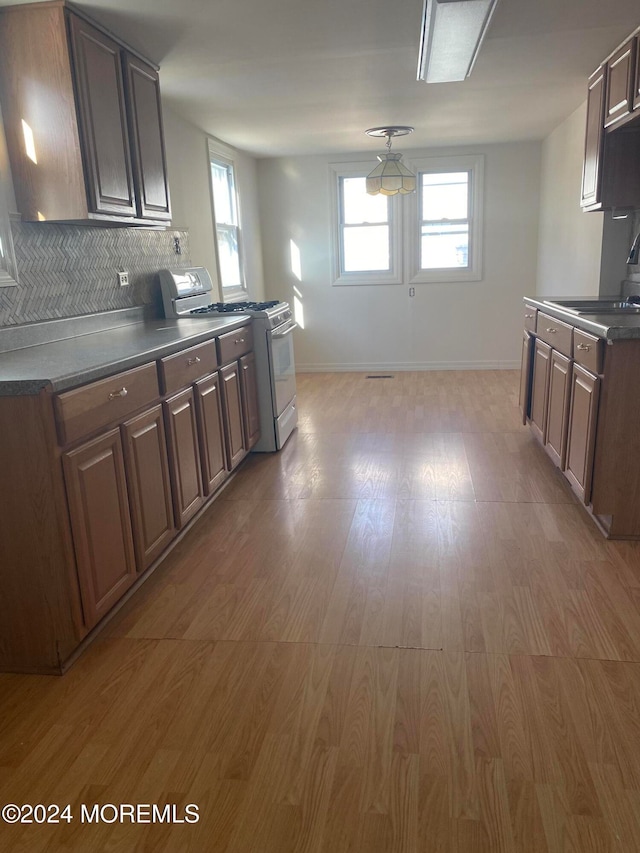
290,239 -> 302,281
21,120 -> 37,164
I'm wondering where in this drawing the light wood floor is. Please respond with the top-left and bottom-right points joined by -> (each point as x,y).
4,370 -> 640,850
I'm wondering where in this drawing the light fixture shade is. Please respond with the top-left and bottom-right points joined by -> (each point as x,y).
417,0 -> 499,83
366,153 -> 417,196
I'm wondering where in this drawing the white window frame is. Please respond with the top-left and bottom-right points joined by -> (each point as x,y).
329,161 -> 403,286
208,138 -> 247,301
405,153 -> 484,284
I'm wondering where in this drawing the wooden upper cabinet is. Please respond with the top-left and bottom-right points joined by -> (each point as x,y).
68,14 -> 136,217
123,53 -> 171,221
604,37 -> 637,129
0,2 -> 170,224
581,66 -> 606,208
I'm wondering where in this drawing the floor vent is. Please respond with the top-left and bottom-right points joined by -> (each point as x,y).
366,375 -> 395,379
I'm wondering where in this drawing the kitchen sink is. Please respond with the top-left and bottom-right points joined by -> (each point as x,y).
545,299 -> 640,315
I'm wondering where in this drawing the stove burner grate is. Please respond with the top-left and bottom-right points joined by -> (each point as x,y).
190,300 -> 281,315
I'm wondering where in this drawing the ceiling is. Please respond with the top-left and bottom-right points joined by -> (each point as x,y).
4,0 -> 640,156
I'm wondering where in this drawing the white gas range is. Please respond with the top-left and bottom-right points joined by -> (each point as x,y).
159,267 -> 297,452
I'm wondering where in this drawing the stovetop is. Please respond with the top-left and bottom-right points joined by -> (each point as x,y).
190,301 -> 281,315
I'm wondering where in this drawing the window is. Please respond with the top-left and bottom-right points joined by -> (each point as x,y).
329,162 -> 402,285
330,154 -> 483,286
208,140 -> 245,299
408,154 -> 484,283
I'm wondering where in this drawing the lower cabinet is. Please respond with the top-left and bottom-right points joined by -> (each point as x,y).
122,405 -> 175,570
63,429 -> 137,628
220,362 -> 248,469
545,350 -> 572,469
194,373 -> 228,495
0,323 -> 261,673
564,364 -> 600,504
530,339 -> 552,443
239,351 -> 261,449
164,388 -> 205,528
519,330 -> 533,425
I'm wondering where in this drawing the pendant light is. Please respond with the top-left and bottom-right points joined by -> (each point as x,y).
365,126 -> 416,196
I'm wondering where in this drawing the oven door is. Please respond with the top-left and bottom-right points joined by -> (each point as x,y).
268,320 -> 297,417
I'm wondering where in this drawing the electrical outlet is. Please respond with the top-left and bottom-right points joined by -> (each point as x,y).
173,236 -> 182,255
409,286 -> 415,297
118,270 -> 129,287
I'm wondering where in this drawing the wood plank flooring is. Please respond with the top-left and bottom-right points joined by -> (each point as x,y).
4,370 -> 640,850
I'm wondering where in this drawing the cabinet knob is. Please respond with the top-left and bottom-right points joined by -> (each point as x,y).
187,356 -> 201,365
108,387 -> 128,400
524,313 -> 534,318
235,338 -> 245,344
546,327 -> 557,333
576,343 -> 591,351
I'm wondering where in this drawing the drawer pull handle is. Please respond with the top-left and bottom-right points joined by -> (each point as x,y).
524,313 -> 534,318
235,338 -> 245,344
546,327 -> 557,333
187,356 -> 201,365
108,387 -> 128,400
576,343 -> 591,351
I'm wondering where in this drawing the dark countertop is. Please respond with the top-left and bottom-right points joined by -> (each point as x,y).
524,296 -> 640,340
0,314 -> 251,395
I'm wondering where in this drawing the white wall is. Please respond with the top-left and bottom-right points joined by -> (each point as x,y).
163,106 -> 265,302
535,101 -> 631,298
258,142 -> 541,371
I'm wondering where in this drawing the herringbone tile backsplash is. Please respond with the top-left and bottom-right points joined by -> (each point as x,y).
0,222 -> 192,327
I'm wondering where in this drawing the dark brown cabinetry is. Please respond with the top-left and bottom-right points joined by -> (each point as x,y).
529,339 -> 552,443
604,38 -> 637,128
0,322 -> 257,673
240,352 -> 261,449
164,388 -> 205,528
564,364 -> 600,503
194,374 -> 228,496
519,330 -> 533,426
63,429 -> 137,628
581,28 -> 640,211
122,406 -> 175,570
581,66 -> 607,209
545,350 -> 572,469
220,362 -> 248,469
0,1 -> 170,224
519,303 -> 640,538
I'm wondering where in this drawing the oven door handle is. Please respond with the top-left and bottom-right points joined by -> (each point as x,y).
271,321 -> 298,339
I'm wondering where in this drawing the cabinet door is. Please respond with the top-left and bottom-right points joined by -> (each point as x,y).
565,364 -> 600,504
239,351 -> 261,449
635,37 -> 640,110
545,350 -> 572,469
63,429 -> 136,628
581,66 -> 606,208
604,38 -> 636,128
220,362 -> 248,470
194,373 -> 229,495
67,14 -> 137,217
519,330 -> 534,426
123,53 -> 171,221
164,388 -> 204,528
122,406 -> 175,571
530,339 -> 552,444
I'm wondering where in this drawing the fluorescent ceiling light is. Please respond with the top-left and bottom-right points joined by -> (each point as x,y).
417,0 -> 499,84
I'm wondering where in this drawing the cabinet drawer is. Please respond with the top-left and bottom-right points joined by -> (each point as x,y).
536,312 -> 573,356
523,304 -> 537,332
55,362 -> 159,446
217,324 -> 253,365
158,341 -> 217,395
573,329 -> 604,374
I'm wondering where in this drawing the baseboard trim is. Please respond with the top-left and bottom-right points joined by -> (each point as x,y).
295,360 -> 521,373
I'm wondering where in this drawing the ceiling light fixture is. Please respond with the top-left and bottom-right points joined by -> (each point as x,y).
417,0 -> 499,84
365,126 -> 416,196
